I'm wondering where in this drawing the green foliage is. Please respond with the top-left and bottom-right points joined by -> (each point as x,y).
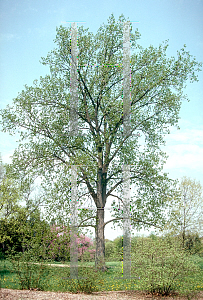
148,232 -> 159,240
112,236 -> 123,261
80,247 -> 95,262
107,236 -> 139,262
0,210 -> 28,254
164,177 -> 203,244
0,159 -> 50,259
105,240 -> 117,261
0,154 -> 3,180
0,14 -> 201,230
184,233 -> 203,256
7,250 -> 50,290
1,257 -> 203,295
0,162 -> 23,220
0,206 -> 57,265
65,267 -> 104,294
131,237 -> 200,296
0,14 -> 202,269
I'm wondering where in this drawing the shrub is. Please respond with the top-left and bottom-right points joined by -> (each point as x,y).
0,213 -> 27,255
105,241 -> 117,261
7,249 -> 50,290
76,234 -> 95,262
184,233 -> 203,256
80,248 -> 96,262
63,266 -> 104,294
43,225 -> 96,262
112,236 -> 123,261
131,237 -> 200,296
77,267 -> 104,293
44,225 -> 71,262
108,235 -> 139,262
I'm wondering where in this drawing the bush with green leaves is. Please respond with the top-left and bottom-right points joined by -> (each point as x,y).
0,207 -> 51,259
0,211 -> 27,254
184,233 -> 203,256
105,240 -> 117,261
112,236 -> 124,261
131,237 -> 200,296
106,236 -> 139,262
7,249 -> 50,290
62,266 -> 105,294
76,267 -> 104,294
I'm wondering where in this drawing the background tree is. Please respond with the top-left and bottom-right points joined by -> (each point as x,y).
0,160 -> 22,220
0,156 -> 50,257
0,210 -> 27,255
0,154 -> 3,183
0,155 -> 45,221
0,207 -> 49,256
184,232 -> 203,255
163,176 -> 203,248
0,14 -> 201,270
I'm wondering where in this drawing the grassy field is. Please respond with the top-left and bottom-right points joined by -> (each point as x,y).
0,256 -> 203,294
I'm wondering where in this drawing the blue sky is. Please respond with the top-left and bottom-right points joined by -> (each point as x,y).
0,0 -> 203,239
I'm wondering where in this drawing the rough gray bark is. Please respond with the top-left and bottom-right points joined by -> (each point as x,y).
95,167 -> 108,271
95,208 -> 106,271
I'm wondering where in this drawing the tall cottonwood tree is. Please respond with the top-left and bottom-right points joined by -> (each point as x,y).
0,14 -> 202,269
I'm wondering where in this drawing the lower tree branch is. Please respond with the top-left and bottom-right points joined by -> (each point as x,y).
78,216 -> 96,228
103,217 -> 163,229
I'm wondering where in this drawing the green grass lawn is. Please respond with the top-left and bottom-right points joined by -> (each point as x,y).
1,256 -> 203,294
0,259 -> 125,292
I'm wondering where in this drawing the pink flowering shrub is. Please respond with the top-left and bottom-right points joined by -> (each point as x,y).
41,224 -> 71,261
42,224 -> 95,262
70,234 -> 96,261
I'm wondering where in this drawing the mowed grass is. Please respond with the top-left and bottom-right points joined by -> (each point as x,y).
1,256 -> 203,293
0,259 -> 133,292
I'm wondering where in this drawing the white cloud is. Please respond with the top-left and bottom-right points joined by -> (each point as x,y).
0,132 -> 19,164
164,145 -> 203,169
162,125 -> 203,174
0,33 -> 21,41
165,127 -> 203,145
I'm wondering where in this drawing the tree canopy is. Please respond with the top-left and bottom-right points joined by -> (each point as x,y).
0,14 -> 202,269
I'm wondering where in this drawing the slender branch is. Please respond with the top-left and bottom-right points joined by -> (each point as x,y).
77,68 -> 96,110
77,89 -> 97,137
78,224 -> 96,228
106,179 -> 123,198
108,112 -> 159,166
103,217 -> 163,229
78,216 -> 96,228
53,153 -> 68,165
77,191 -> 92,201
109,193 -> 123,201
78,166 -> 97,202
106,173 -> 154,199
79,146 -> 98,162
106,169 -> 122,183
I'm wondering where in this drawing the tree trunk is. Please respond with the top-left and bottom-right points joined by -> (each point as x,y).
182,228 -> 185,249
95,208 -> 107,271
183,205 -> 186,248
95,167 -> 107,271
